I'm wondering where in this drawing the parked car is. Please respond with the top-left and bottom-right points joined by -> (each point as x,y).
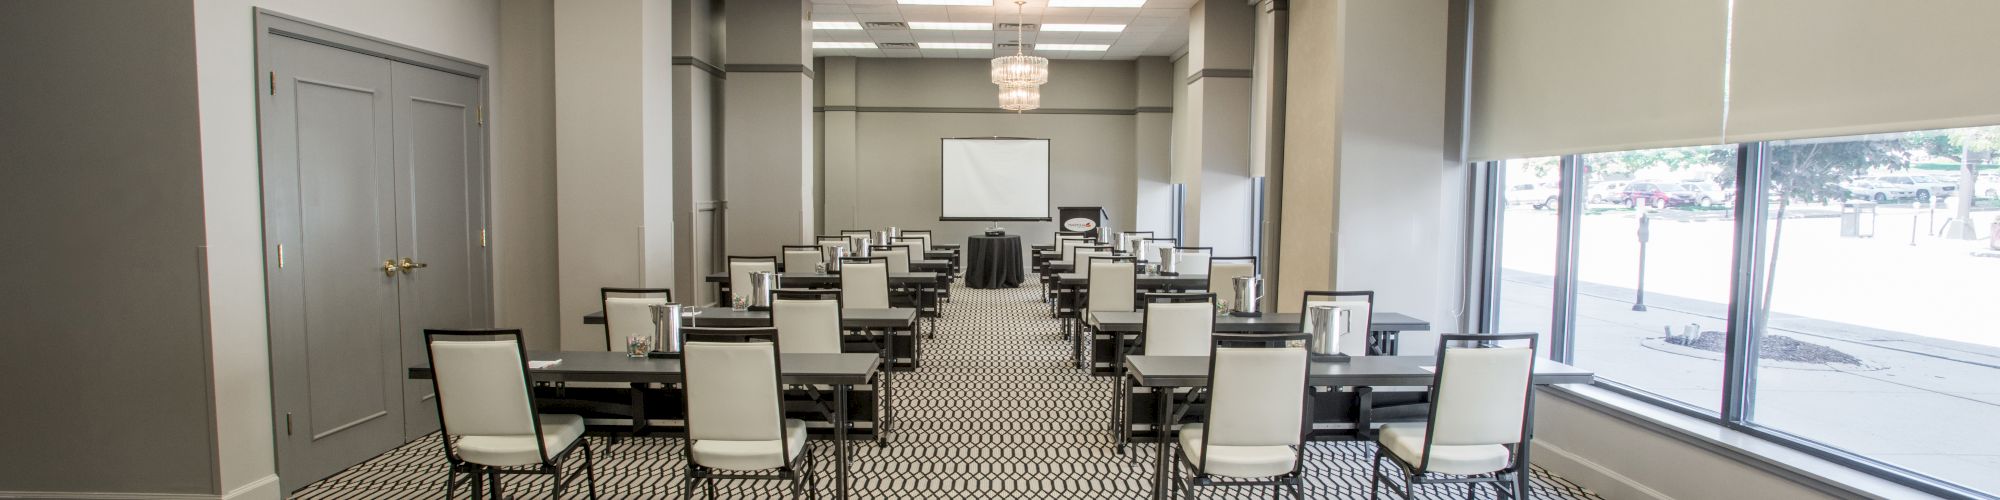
1587,181 -> 1630,204
1841,178 -> 1917,203
1680,180 -> 1728,207
1505,182 -> 1561,210
1620,181 -> 1702,209
1869,174 -> 1954,202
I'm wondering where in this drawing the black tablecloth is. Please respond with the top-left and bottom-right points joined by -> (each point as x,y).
964,234 -> 1024,289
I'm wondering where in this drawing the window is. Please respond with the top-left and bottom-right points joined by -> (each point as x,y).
1748,126 -> 2000,494
1482,125 -> 2000,497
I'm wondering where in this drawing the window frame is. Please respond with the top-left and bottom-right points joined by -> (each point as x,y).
1476,142 -> 1992,500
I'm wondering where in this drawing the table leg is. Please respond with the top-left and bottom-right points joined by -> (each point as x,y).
1153,380 -> 1174,500
881,329 -> 895,445
834,384 -> 850,500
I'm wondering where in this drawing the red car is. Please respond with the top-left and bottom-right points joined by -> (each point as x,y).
1620,181 -> 1702,209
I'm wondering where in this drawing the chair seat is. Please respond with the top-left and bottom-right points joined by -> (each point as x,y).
456,414 -> 586,467
1377,423 -> 1512,475
1179,424 -> 1298,478
692,419 -> 809,470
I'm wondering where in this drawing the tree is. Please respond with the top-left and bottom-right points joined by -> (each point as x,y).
1754,137 -> 1917,328
1906,126 -> 2000,239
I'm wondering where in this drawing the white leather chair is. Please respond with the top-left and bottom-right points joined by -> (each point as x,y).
727,256 -> 779,306
1174,333 -> 1312,498
1372,333 -> 1539,500
782,246 -> 825,273
678,328 -> 817,499
425,329 -> 596,499
1174,246 -> 1214,279
1115,293 -> 1214,455
576,288 -> 669,436
871,245 -> 912,274
772,291 -> 843,354
1207,257 -> 1257,298
839,258 -> 890,309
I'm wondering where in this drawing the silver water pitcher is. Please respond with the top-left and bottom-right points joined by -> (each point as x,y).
879,230 -> 894,246
850,236 -> 873,257
1113,233 -> 1130,255
1307,304 -> 1351,361
748,271 -> 777,310
1157,246 -> 1180,276
1230,275 -> 1264,317
649,303 -> 684,356
887,226 -> 900,239
826,246 -> 849,272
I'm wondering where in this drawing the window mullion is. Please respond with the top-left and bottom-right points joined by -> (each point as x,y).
1550,155 -> 1584,364
1721,142 -> 1770,423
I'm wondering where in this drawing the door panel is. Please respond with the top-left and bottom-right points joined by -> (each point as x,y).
261,36 -> 403,489
391,63 -> 489,438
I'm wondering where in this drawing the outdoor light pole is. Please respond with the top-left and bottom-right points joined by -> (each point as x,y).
1633,208 -> 1651,312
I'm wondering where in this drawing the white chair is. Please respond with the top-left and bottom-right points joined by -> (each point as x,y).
1137,237 -> 1178,264
1207,257 -> 1257,298
1372,333 -> 1539,500
678,328 -> 817,499
1115,293 -> 1214,455
839,258 -> 890,309
1084,257 -> 1137,370
816,236 -> 849,257
425,329 -> 597,499
1174,246 -> 1214,279
782,245 -> 825,273
727,256 -> 779,306
772,290 -> 843,354
1173,333 -> 1312,498
578,288 -> 668,436
1301,290 -> 1375,357
871,245 -> 912,274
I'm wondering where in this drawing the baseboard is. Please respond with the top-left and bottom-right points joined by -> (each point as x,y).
1532,439 -> 1674,500
221,475 -> 280,500
0,475 -> 279,500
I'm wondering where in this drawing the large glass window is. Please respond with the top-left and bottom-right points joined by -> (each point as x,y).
1494,157 -> 1561,348
1750,126 -> 2000,494
1571,146 -> 1739,412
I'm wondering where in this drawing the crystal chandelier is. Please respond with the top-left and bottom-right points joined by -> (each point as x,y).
998,82 -> 1041,112
991,0 -> 1048,110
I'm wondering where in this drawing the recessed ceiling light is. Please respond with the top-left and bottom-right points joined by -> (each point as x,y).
1035,43 -> 1111,51
1039,24 -> 1125,32
918,42 -> 993,49
898,0 -> 991,5
908,22 -> 993,30
1048,0 -> 1146,7
813,21 -> 863,30
813,42 -> 878,49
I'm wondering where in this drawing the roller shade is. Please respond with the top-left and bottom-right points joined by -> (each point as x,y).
1726,0 -> 2000,142
1469,0 -> 1730,161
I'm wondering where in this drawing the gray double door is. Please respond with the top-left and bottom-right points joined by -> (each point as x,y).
259,35 -> 490,491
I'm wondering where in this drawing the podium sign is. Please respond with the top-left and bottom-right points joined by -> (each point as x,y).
1058,206 -> 1109,240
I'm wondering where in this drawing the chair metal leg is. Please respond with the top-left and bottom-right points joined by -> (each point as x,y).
682,471 -> 695,500
705,476 -> 718,499
470,468 -> 485,500
583,440 -> 599,499
445,468 -> 457,499
1370,448 -> 1382,500
487,470 -> 503,500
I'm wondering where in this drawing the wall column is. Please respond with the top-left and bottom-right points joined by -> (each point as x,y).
554,0 -> 674,349
1134,56 -> 1176,234
674,0 -> 725,305
1276,0 -> 1339,310
1183,0 -> 1256,256
723,0 -> 815,255
819,56 -> 860,233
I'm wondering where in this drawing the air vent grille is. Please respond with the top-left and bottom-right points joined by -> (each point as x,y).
863,22 -> 909,29
998,23 -> 1039,31
880,42 -> 919,49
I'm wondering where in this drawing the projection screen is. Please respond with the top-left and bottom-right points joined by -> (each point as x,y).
939,137 -> 1051,221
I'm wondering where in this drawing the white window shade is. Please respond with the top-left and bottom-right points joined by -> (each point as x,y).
1725,0 -> 2000,143
1469,0 -> 1730,162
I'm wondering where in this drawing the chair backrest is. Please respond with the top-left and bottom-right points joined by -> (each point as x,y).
839,229 -> 872,240
1069,244 -> 1113,264
1137,237 -> 1178,262
817,236 -> 849,254
1142,293 -> 1214,356
871,245 -> 912,273
1086,256 -> 1137,314
1424,333 -> 1538,451
1207,257 -> 1258,295
839,258 -> 890,309
894,236 -> 929,254
1073,250 -> 1115,269
772,290 -> 842,354
782,245 -> 825,273
1202,333 -> 1311,459
1055,237 -> 1086,260
1175,247 -> 1214,275
727,256 -> 778,303
601,288 -> 672,351
425,329 -> 540,445
680,328 -> 786,443
1301,290 -> 1375,356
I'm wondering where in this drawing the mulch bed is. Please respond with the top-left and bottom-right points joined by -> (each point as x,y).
1665,330 -> 1864,366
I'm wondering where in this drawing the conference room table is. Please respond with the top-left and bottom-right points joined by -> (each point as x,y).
705,270 -> 945,348
410,351 -> 880,500
585,305 -> 925,369
1125,355 -> 1595,500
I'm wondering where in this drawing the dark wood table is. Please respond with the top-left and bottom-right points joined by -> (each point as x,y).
1125,355 -> 1593,499
1089,311 -> 1431,357
410,351 -> 880,500
1049,273 -> 1210,367
705,271 -> 945,339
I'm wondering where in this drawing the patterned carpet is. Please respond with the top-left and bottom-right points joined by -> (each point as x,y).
295,281 -> 1600,499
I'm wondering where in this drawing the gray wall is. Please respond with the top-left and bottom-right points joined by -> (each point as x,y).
820,58 -> 1149,248
0,0 -> 218,494
495,0 -> 560,350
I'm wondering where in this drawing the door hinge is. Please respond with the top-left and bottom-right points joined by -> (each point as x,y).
277,244 -> 285,269
269,72 -> 276,95
476,105 -> 484,126
285,413 -> 294,435
480,228 -> 488,247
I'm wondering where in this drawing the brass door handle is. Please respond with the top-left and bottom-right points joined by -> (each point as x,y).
399,257 -> 428,273
382,259 -> 399,277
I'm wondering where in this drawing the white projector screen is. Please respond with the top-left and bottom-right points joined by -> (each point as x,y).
939,138 -> 1051,221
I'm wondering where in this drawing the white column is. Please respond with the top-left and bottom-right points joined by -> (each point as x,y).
674,0 -> 724,305
820,56 -> 860,233
1184,0 -> 1256,256
554,0 -> 674,350
723,0 -> 816,256
1135,56 -> 1176,234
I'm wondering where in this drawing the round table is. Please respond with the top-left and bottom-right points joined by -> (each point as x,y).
964,234 -> 1024,289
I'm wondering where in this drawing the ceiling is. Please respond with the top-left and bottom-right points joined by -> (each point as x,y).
809,0 -> 1195,60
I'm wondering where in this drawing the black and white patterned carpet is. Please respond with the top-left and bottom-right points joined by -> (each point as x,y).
295,282 -> 1600,499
